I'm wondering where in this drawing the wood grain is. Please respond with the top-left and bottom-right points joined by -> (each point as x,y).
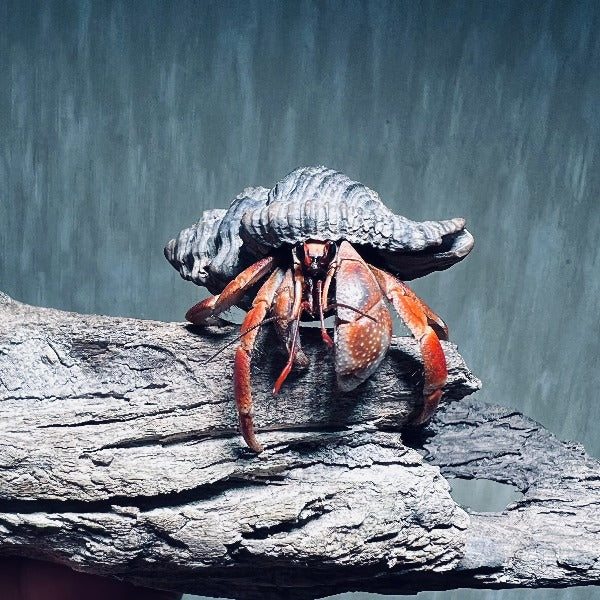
0,293 -> 597,599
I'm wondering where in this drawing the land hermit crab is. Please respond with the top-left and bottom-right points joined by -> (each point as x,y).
165,166 -> 474,452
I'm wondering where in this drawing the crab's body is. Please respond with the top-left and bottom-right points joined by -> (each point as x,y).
166,166 -> 473,451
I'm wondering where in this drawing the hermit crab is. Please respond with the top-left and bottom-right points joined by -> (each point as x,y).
165,166 -> 474,452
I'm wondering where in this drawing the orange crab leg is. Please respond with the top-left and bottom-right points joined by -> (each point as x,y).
272,252 -> 305,394
185,255 -> 278,324
369,265 -> 447,424
317,279 -> 334,348
234,267 -> 285,452
271,268 -> 310,371
272,312 -> 302,395
334,242 -> 393,392
382,276 -> 449,341
316,250 -> 337,348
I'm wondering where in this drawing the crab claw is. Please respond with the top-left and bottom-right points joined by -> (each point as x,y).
333,242 -> 393,391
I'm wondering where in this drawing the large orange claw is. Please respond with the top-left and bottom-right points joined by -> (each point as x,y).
334,242 -> 393,391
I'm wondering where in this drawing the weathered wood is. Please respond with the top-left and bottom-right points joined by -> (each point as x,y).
0,292 -> 598,599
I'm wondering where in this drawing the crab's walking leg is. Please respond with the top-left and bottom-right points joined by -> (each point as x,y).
271,269 -> 309,390
272,252 -> 307,394
385,277 -> 449,341
369,265 -> 447,424
334,242 -> 393,391
317,259 -> 336,348
234,267 -> 285,452
185,255 -> 278,324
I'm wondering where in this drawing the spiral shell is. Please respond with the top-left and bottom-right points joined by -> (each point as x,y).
164,208 -> 225,287
164,187 -> 269,294
165,166 -> 474,292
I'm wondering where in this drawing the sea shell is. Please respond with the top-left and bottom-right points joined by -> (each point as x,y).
165,166 -> 474,293
165,187 -> 269,295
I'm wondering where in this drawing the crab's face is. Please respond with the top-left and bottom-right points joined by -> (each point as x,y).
294,240 -> 336,278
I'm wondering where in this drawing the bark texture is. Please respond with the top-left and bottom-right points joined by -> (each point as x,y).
0,292 -> 598,599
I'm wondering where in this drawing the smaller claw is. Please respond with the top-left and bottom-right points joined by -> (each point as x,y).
317,279 -> 334,348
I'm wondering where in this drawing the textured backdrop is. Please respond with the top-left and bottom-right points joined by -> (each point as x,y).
1,1 -> 599,599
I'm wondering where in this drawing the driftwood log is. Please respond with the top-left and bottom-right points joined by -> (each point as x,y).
0,292 -> 598,599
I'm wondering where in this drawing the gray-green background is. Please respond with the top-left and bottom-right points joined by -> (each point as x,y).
1,1 -> 599,599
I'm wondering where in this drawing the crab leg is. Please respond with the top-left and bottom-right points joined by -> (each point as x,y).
272,311 -> 302,395
234,267 -> 285,452
379,275 -> 449,340
271,269 -> 310,392
334,242 -> 393,392
317,277 -> 334,348
272,254 -> 306,394
185,255 -> 278,324
368,265 -> 447,424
